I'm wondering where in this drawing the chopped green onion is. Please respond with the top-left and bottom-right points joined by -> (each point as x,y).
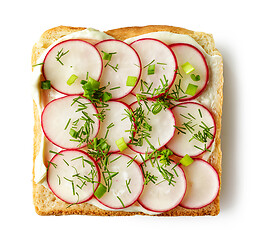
82,77 -> 100,91
181,62 -> 195,74
191,74 -> 201,81
151,104 -> 162,115
69,128 -> 79,138
102,51 -> 116,61
126,76 -> 138,86
80,80 -> 87,85
102,52 -> 112,61
88,77 -> 100,90
185,83 -> 198,96
180,154 -> 194,166
148,64 -> 155,75
115,137 -> 128,152
67,74 -> 78,86
160,149 -> 173,158
102,92 -> 112,102
94,183 -> 107,198
41,80 -> 51,89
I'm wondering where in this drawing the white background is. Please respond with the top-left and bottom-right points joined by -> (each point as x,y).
0,0 -> 256,239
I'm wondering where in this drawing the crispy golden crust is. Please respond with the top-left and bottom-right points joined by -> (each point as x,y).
32,25 -> 223,216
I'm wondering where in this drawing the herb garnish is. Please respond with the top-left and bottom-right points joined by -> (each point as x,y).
56,48 -> 69,65
101,50 -> 119,72
123,100 -> 153,147
174,110 -> 214,151
81,79 -> 112,108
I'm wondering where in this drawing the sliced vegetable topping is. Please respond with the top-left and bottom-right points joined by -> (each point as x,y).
168,43 -> 209,101
41,95 -> 100,149
166,102 -> 216,157
39,37 -> 218,212
47,150 -> 100,204
138,158 -> 186,212
180,159 -> 220,209
95,39 -> 141,99
95,154 -> 144,209
96,101 -> 132,152
43,39 -> 103,95
128,99 -> 176,154
130,38 -> 177,98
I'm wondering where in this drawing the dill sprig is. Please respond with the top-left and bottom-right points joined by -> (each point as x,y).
56,48 -> 69,65
174,109 -> 214,151
140,144 -> 176,186
65,97 -> 96,147
87,128 -> 118,193
124,100 -> 153,147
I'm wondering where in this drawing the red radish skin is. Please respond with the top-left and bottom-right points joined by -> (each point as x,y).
138,158 -> 187,212
128,100 -> 176,154
166,102 -> 216,157
95,154 -> 144,209
47,150 -> 100,204
41,95 -> 100,150
180,159 -> 220,209
95,39 -> 142,100
43,39 -> 103,95
130,38 -> 177,98
168,43 -> 209,101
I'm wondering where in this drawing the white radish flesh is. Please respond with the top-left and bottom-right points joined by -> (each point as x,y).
168,43 -> 209,101
96,154 -> 144,209
96,101 -> 132,152
138,158 -> 186,212
166,102 -> 216,157
95,39 -> 141,99
180,159 -> 220,209
41,95 -> 100,149
43,39 -> 103,95
47,150 -> 100,204
129,100 -> 176,154
130,38 -> 177,98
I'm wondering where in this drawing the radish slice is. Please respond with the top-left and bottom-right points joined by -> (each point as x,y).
43,39 -> 103,95
138,158 -> 186,212
95,39 -> 141,99
47,150 -> 100,204
166,102 -> 216,157
130,38 -> 177,98
180,159 -> 220,209
95,154 -> 144,209
96,101 -> 132,152
41,95 -> 100,149
168,43 -> 209,101
129,100 -> 176,154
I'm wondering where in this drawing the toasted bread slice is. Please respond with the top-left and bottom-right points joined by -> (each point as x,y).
32,25 -> 223,216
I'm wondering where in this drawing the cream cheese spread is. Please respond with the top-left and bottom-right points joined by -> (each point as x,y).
32,27 -> 222,214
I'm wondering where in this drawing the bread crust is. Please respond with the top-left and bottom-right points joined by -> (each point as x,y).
32,25 -> 223,216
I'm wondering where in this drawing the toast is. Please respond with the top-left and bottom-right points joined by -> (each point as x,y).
32,25 -> 223,216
